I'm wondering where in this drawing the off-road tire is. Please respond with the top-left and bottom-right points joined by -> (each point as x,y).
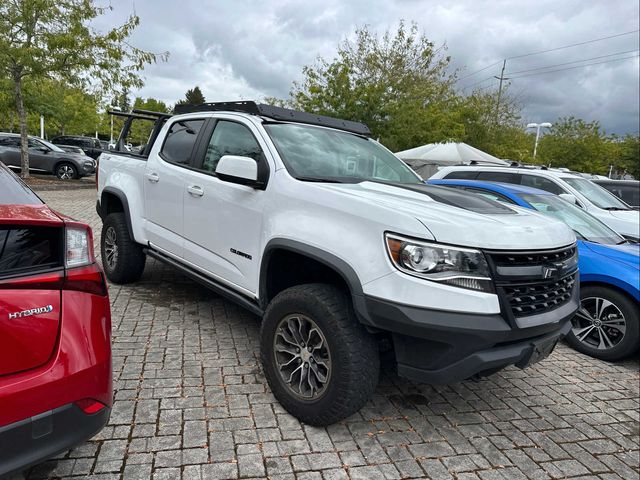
260,283 -> 379,426
565,285 -> 638,361
100,213 -> 146,284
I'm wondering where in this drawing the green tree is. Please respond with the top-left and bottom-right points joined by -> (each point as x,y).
118,87 -> 132,112
610,134 -> 640,178
287,22 -> 461,151
176,86 -> 206,106
126,96 -> 170,145
537,117 -> 610,174
0,0 -> 168,178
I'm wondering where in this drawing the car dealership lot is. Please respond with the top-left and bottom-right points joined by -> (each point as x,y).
17,189 -> 639,480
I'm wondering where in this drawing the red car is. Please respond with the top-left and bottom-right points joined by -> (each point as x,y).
0,163 -> 112,476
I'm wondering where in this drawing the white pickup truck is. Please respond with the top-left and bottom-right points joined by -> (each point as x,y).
97,102 -> 579,425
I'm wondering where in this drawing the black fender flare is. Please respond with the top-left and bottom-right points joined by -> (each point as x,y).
98,187 -> 134,240
259,238 -> 370,323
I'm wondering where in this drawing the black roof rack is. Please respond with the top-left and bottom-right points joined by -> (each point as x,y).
132,108 -> 172,118
173,101 -> 372,136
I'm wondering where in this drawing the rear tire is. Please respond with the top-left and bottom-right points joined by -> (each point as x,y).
55,162 -> 77,180
565,285 -> 638,361
260,283 -> 379,426
100,213 -> 146,284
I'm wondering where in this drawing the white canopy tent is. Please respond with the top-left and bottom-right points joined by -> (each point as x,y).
395,142 -> 508,178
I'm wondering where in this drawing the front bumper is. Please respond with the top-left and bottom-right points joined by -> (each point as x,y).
81,161 -> 96,175
362,288 -> 578,384
0,403 -> 110,477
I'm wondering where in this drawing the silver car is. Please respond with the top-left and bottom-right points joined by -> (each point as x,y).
0,133 -> 95,179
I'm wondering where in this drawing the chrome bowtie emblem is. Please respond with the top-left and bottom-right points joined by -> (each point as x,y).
8,305 -> 54,319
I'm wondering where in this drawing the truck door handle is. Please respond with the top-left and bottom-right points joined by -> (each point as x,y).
187,185 -> 204,197
145,172 -> 159,183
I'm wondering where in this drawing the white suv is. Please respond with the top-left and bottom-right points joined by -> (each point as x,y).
431,166 -> 640,242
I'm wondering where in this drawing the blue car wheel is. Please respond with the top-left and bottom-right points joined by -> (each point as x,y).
566,285 -> 639,361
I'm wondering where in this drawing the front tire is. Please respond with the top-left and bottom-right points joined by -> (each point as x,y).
100,213 -> 146,284
260,284 -> 379,426
565,285 -> 638,361
55,162 -> 78,180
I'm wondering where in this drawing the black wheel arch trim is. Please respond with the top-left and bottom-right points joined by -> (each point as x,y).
259,238 -> 370,323
98,187 -> 135,240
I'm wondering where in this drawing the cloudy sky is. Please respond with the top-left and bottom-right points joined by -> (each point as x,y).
95,0 -> 639,134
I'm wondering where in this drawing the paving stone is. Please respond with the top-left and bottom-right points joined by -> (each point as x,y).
22,189 -> 640,480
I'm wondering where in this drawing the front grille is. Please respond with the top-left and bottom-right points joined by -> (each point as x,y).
490,245 -> 577,267
502,273 -> 576,317
485,245 -> 578,319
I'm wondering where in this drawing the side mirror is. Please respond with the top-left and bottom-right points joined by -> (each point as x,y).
215,155 -> 260,187
38,147 -> 50,153
559,193 -> 579,205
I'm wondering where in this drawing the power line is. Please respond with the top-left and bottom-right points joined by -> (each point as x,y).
456,61 -> 504,83
508,54 -> 639,79
506,29 -> 639,60
505,49 -> 640,75
461,75 -> 495,91
456,29 -> 639,84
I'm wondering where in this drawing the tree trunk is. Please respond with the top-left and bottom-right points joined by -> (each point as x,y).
13,74 -> 29,179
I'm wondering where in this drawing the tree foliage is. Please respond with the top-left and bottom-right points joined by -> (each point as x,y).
0,0 -> 168,177
289,22 -> 463,151
176,86 -> 206,107
536,117 -> 610,174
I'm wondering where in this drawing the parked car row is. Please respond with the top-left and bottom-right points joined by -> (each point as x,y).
0,133 -> 96,179
431,165 -> 640,242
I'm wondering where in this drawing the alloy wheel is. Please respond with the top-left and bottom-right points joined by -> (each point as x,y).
104,226 -> 118,270
273,314 -> 331,400
571,296 -> 626,350
57,165 -> 75,180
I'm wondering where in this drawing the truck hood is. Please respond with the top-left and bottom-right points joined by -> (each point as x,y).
319,181 -> 576,249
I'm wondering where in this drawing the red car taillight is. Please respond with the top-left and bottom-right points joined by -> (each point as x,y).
0,222 -> 107,296
64,222 -> 108,296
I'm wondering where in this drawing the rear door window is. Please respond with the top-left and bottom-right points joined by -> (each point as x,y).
160,119 -> 206,165
520,174 -> 565,194
444,170 -> 478,180
0,136 -> 20,148
0,167 -> 42,204
476,171 -> 520,184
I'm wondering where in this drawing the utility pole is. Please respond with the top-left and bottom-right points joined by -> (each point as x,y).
494,60 -> 509,124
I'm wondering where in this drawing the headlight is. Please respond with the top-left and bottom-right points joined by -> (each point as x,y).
385,233 -> 493,292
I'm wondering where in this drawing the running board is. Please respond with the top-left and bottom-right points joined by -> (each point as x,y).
144,248 -> 263,316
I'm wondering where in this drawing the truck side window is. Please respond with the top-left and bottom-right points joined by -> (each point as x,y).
161,119 -> 205,165
202,121 -> 263,173
520,175 -> 565,195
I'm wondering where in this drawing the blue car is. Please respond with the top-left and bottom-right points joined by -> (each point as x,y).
428,179 -> 639,361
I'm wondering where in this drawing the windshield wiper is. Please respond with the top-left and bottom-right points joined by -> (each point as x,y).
295,176 -> 344,183
602,206 -> 629,211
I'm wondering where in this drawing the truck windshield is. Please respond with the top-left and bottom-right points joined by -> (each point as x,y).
562,177 -> 631,210
264,123 -> 421,184
520,193 -> 624,245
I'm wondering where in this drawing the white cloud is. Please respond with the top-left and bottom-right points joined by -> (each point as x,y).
93,0 -> 639,134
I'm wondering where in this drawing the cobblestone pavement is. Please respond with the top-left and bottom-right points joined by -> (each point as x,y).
15,189 -> 640,479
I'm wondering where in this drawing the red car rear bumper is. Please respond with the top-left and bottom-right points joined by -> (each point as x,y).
0,290 -> 112,476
